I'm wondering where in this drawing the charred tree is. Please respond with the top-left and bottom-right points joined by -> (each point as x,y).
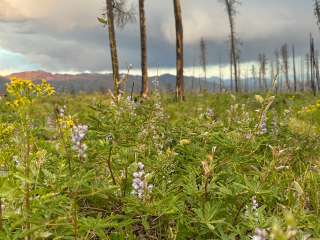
223,0 -> 240,92
200,37 -> 208,90
270,61 -> 275,90
139,0 -> 148,98
192,54 -> 196,93
258,53 -> 267,91
105,0 -> 120,96
219,56 -> 223,92
300,56 -> 305,91
314,0 -> 320,31
281,44 -> 290,91
251,65 -> 257,91
306,53 -> 311,91
230,50 -> 233,91
310,34 -> 317,96
315,50 -> 320,90
274,50 -> 281,92
292,45 -> 297,92
173,0 -> 184,100
100,0 -> 135,97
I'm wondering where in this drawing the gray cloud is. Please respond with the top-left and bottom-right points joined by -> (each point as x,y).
0,0 -> 319,73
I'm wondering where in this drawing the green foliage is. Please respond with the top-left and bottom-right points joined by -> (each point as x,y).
0,88 -> 319,239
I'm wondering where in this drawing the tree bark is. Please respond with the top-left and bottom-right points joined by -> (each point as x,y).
306,54 -> 310,91
310,34 -> 317,96
225,0 -> 239,92
315,51 -> 320,90
300,56 -> 304,91
281,44 -> 290,91
292,45 -> 297,92
106,0 -> 120,96
230,49 -> 233,91
173,0 -> 184,100
139,0 -> 148,98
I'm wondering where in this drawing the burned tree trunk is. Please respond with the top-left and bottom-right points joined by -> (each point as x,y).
251,65 -> 257,91
306,53 -> 311,91
270,61 -> 275,89
173,0 -> 184,100
200,37 -> 208,91
314,0 -> 320,31
300,57 -> 305,92
258,53 -> 267,91
292,45 -> 297,92
310,34 -> 317,96
230,50 -> 234,91
224,0 -> 239,92
100,0 -> 135,97
219,56 -> 223,92
281,44 -> 290,91
106,0 -> 120,96
274,50 -> 281,92
315,50 -> 320,90
139,0 -> 148,98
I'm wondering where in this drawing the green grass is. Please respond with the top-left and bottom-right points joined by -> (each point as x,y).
0,91 -> 319,239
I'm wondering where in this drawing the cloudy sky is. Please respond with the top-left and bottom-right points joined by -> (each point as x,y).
0,0 -> 318,76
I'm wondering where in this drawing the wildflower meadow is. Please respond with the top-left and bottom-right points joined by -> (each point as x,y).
0,78 -> 319,239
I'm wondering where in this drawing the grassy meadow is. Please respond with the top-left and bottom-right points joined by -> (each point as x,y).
0,79 -> 320,239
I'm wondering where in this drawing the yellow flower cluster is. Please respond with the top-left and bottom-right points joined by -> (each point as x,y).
288,96 -> 296,100
6,78 -> 55,108
299,99 -> 320,114
0,123 -> 15,140
57,116 -> 74,129
179,139 -> 191,145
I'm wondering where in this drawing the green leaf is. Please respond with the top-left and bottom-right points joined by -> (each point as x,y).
97,17 -> 108,25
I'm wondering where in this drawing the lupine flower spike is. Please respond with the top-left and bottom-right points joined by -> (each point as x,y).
132,162 -> 153,199
71,124 -> 88,159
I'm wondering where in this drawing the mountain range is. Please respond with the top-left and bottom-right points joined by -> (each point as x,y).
0,71 -> 224,94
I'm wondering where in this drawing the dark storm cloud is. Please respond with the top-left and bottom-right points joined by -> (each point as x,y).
0,0 -> 318,73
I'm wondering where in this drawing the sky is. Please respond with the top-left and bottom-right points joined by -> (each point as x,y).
0,0 -> 319,77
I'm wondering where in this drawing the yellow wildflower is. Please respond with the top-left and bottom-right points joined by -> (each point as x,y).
179,139 -> 191,145
6,77 -> 55,108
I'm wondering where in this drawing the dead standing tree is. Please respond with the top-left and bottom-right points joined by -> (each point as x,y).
300,56 -> 305,91
292,45 -> 297,92
222,0 -> 240,92
274,49 -> 281,91
219,55 -> 224,92
314,0 -> 320,30
281,44 -> 290,91
310,34 -> 318,95
99,0 -> 135,97
315,50 -> 320,90
306,53 -> 311,91
200,37 -> 208,91
173,0 -> 184,100
139,0 -> 148,98
251,65 -> 257,91
313,0 -> 320,92
258,53 -> 267,91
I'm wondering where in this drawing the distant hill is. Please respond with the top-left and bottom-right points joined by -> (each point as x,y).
6,71 -> 110,82
1,70 -> 223,94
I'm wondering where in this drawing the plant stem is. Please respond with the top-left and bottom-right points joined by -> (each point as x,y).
58,122 -> 72,175
24,120 -> 31,240
106,145 -> 116,185
0,197 -> 3,230
72,197 -> 78,240
204,177 -> 209,201
122,164 -> 128,197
